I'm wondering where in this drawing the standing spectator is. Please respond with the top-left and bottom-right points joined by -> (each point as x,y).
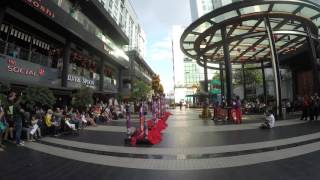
4,93 -> 15,141
0,102 -> 7,148
14,104 -> 25,146
309,96 -> 316,121
7,92 -> 24,145
313,94 -> 320,121
300,95 -> 309,121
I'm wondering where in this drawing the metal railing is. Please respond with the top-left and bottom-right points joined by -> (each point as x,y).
0,40 -> 53,67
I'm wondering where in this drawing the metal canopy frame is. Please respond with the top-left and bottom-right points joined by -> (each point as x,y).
180,0 -> 320,118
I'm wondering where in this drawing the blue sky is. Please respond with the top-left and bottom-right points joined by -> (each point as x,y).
131,0 -> 191,93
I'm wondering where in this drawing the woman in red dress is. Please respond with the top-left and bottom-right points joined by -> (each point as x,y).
235,96 -> 242,124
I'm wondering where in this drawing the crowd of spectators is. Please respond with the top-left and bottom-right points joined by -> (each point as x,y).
0,92 -> 129,150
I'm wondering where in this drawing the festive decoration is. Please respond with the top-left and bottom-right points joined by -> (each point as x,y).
128,98 -> 171,146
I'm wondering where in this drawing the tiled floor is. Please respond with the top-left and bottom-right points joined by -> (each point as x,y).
1,108 -> 320,179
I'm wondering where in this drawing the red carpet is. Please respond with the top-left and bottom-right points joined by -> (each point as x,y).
130,112 -> 171,145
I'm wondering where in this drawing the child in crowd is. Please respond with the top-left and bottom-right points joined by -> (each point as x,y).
30,115 -> 41,139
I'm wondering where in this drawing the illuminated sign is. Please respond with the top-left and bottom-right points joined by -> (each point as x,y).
67,75 -> 95,87
23,0 -> 55,18
7,59 -> 45,77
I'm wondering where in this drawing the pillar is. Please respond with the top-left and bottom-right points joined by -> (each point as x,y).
219,62 -> 225,97
221,26 -> 233,105
203,59 -> 208,93
261,60 -> 267,104
99,58 -> 104,92
242,64 -> 247,100
305,25 -> 319,94
118,68 -> 123,92
61,40 -> 71,87
264,17 -> 282,118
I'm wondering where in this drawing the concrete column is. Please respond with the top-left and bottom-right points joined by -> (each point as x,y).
305,25 -> 319,94
118,68 -> 123,93
264,17 -> 282,118
261,60 -> 267,104
61,40 -> 71,87
221,26 -> 233,105
99,58 -> 104,92
204,59 -> 208,92
219,62 -> 225,97
242,64 -> 246,100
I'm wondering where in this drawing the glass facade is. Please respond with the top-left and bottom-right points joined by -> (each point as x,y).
184,59 -> 200,86
53,0 -> 129,61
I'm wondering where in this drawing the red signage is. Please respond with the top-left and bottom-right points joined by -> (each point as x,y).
7,59 -> 45,77
23,0 -> 55,18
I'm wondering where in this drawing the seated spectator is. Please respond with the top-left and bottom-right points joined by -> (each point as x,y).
52,108 -> 63,136
109,105 -> 118,120
85,112 -> 97,127
260,110 -> 275,129
80,111 -> 88,127
44,109 -> 54,135
64,117 -> 76,131
30,115 -> 41,139
22,111 -> 35,142
101,106 -> 113,122
70,110 -> 80,129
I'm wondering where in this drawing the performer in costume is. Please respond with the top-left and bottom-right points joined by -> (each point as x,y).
152,96 -> 157,124
125,102 -> 131,139
143,101 -> 148,139
235,96 -> 242,124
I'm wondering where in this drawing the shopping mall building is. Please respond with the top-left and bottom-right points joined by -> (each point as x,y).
0,0 -> 153,104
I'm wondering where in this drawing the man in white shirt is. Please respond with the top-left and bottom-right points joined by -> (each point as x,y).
260,110 -> 275,129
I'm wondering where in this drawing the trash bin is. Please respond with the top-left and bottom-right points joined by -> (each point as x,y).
282,107 -> 287,120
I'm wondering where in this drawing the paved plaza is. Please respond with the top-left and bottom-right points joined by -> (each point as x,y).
1,109 -> 320,180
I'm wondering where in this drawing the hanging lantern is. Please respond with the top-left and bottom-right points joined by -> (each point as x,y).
237,48 -> 241,52
252,47 -> 256,52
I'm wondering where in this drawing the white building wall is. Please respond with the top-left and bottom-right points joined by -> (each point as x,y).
172,25 -> 186,88
99,0 -> 146,58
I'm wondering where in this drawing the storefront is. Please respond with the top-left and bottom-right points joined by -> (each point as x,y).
0,0 -> 130,105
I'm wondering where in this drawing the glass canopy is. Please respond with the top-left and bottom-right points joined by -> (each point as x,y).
181,0 -> 320,69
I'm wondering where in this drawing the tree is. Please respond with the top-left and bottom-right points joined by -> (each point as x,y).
131,80 -> 152,101
20,87 -> 56,111
152,75 -> 164,95
72,87 -> 94,110
233,65 -> 262,86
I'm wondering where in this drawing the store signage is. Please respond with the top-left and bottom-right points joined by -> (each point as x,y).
23,0 -> 55,18
67,75 -> 95,86
7,59 -> 45,77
